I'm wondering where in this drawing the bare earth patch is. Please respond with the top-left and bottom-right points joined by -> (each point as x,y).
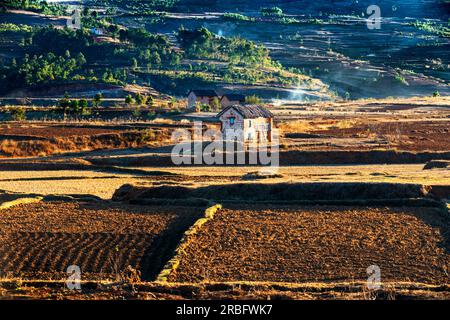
0,125 -> 125,139
0,201 -> 202,281
170,205 -> 450,284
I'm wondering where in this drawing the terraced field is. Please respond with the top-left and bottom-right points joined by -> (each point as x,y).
170,204 -> 450,284
0,201 -> 202,280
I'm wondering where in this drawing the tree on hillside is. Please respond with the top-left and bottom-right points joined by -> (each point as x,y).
135,93 -> 145,105
58,93 -> 71,114
261,7 -> 284,17
79,99 -> 89,115
69,99 -> 80,114
132,106 -> 141,119
93,93 -> 103,107
146,95 -> 154,107
151,52 -> 162,66
125,94 -> 135,105
76,52 -> 87,66
131,58 -> 138,70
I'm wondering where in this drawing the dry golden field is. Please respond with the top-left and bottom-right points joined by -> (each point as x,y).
0,164 -> 448,199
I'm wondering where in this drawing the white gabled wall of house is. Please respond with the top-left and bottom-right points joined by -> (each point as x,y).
219,108 -> 244,140
219,107 -> 272,142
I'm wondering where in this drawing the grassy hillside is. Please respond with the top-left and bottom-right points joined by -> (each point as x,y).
0,0 -> 448,99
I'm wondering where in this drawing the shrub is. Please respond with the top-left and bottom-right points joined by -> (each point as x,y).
93,93 -> 103,107
9,107 -> 26,121
223,13 -> 255,22
135,93 -> 145,105
125,94 -> 135,105
245,95 -> 262,104
261,7 -> 284,17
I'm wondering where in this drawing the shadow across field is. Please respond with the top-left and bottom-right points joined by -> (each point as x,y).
113,182 -> 435,202
138,212 -> 203,281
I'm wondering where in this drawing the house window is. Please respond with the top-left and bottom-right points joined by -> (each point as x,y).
229,117 -> 235,126
249,120 -> 252,127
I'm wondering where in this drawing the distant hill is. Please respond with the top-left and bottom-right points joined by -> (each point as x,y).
175,0 -> 450,18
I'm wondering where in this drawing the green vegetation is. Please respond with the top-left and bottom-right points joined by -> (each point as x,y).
87,0 -> 178,12
9,107 -> 26,121
394,73 -> 409,86
93,93 -> 103,107
411,20 -> 450,38
3,0 -> 66,16
177,27 -> 271,66
174,27 -> 308,88
30,27 -> 93,56
260,7 -> 284,17
81,7 -> 113,29
223,13 -> 255,22
211,97 -> 220,111
0,23 -> 33,33
125,94 -> 135,105
245,95 -> 262,104
135,93 -> 145,105
132,106 -> 141,118
57,94 -> 91,116
221,7 -> 327,26
0,12 -> 317,97
0,25 -> 179,93
2,51 -> 86,88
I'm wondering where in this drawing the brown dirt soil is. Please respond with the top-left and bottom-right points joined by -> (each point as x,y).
1,281 -> 449,300
0,125 -> 125,138
0,130 -> 170,157
310,120 -> 450,152
170,205 -> 450,284
0,201 -> 203,281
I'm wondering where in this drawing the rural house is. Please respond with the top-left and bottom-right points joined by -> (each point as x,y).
220,94 -> 246,108
217,105 -> 273,143
187,90 -> 219,109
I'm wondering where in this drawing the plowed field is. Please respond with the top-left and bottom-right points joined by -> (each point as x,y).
170,205 -> 450,284
0,201 -> 202,281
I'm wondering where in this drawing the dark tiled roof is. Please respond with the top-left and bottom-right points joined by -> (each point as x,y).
217,105 -> 273,119
221,94 -> 246,102
188,89 -> 218,97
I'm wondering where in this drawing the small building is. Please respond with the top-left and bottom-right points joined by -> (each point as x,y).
220,94 -> 246,108
217,105 -> 273,143
187,90 -> 219,109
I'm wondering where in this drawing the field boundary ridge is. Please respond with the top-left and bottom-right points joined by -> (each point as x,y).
156,203 -> 222,282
